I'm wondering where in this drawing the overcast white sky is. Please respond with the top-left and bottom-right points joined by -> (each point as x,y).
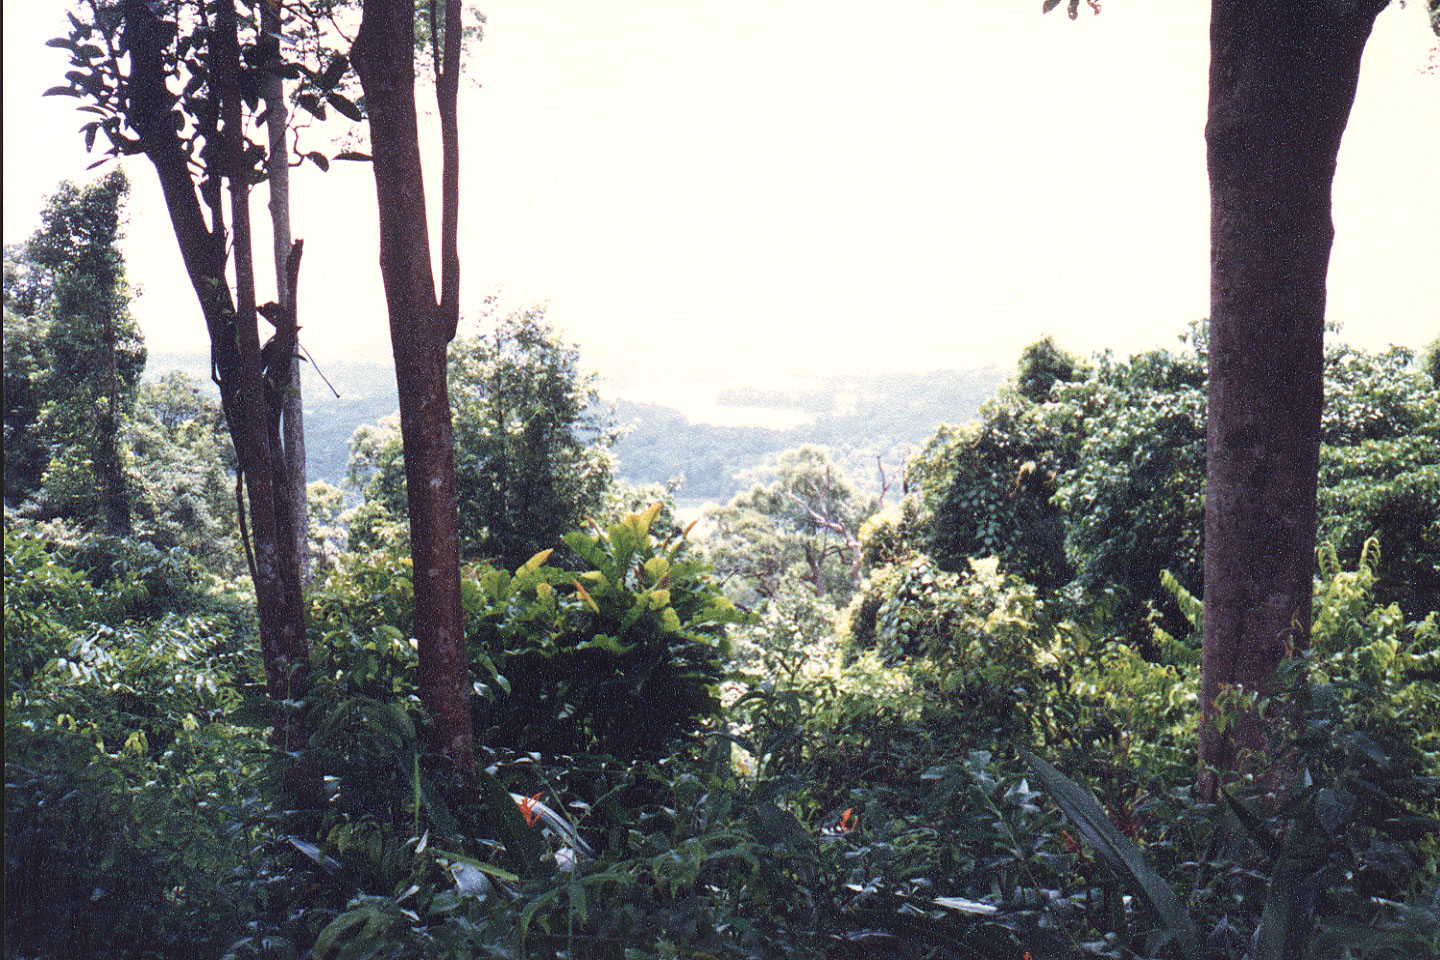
4,1 -> 1438,412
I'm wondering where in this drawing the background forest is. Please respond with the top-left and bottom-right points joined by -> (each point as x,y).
5,2 -> 1440,959
6,170 -> 1439,959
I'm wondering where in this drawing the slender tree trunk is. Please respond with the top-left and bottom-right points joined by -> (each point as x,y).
260,0 -> 310,582
352,0 -> 476,772
98,312 -> 131,535
1199,0 -> 1385,797
214,1 -> 310,760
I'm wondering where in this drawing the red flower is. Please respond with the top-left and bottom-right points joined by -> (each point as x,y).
837,808 -> 857,834
517,792 -> 543,828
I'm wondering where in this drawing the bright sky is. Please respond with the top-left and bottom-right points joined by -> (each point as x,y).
5,1 -> 1438,411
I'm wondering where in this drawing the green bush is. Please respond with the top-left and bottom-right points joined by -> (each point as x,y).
467,504 -> 749,759
4,528 -> 260,960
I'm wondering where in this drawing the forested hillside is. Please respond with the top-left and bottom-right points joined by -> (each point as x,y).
148,351 -> 1002,504
614,368 -> 1003,503
7,2 -> 1440,959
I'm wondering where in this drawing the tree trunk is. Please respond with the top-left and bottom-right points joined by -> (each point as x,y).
1200,0 -> 1386,797
352,0 -> 476,772
260,0 -> 310,583
213,1 -> 311,759
98,311 -> 131,536
119,1 -> 311,712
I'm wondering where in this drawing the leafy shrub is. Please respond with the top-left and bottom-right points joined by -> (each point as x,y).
1021,539 -> 1440,960
4,528 -> 259,960
467,504 -> 749,759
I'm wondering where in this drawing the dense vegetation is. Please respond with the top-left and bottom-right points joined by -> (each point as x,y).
7,180 -> 1438,956
8,1 -> 1440,950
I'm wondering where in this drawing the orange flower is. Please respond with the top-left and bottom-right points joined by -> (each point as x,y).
517,792 -> 543,828
838,808 -> 857,834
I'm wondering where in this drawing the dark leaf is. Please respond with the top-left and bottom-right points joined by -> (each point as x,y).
475,766 -> 547,877
1022,750 -> 1203,960
43,85 -> 79,98
296,91 -> 325,120
306,151 -> 329,172
325,91 -> 363,122
333,151 -> 372,162
318,53 -> 349,91
1042,0 -> 1063,11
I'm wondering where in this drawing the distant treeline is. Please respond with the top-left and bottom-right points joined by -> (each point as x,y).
146,354 -> 1002,501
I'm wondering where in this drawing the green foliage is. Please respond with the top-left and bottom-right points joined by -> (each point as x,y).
125,371 -> 241,572
468,504 -> 749,759
307,479 -> 350,570
1318,345 -> 1440,620
5,181 -> 241,570
916,390 -> 1077,592
1021,751 -> 1203,960
449,305 -> 619,568
1053,341 -> 1208,645
8,314 -> 1438,960
920,327 -> 1440,640
705,445 -> 875,607
3,173 -> 145,518
348,305 -> 619,568
4,527 -> 261,960
1015,334 -> 1085,403
2,288 -> 50,502
1022,541 -> 1440,960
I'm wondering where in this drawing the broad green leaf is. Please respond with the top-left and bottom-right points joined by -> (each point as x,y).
1022,751 -> 1202,960
475,765 -> 547,877
431,847 -> 519,883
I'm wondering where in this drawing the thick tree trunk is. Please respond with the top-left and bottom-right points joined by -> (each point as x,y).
1200,0 -> 1385,797
352,0 -> 476,772
120,1 -> 310,737
260,1 -> 310,583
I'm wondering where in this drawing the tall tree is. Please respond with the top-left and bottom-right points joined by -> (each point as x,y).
1198,0 -> 1394,794
3,173 -> 145,531
45,1 -> 312,771
347,305 -> 619,570
350,0 -> 476,771
710,446 -> 875,603
258,0 -> 310,582
1042,0 -> 1439,791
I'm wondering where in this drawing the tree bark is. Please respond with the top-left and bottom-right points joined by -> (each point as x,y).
260,0 -> 310,583
99,310 -> 131,536
352,0 -> 476,772
116,0 -> 310,765
1200,0 -> 1386,797
214,0 -> 310,754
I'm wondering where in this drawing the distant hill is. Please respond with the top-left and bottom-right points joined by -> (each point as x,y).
613,368 -> 1004,505
146,353 -> 1003,499
147,352 -> 400,486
